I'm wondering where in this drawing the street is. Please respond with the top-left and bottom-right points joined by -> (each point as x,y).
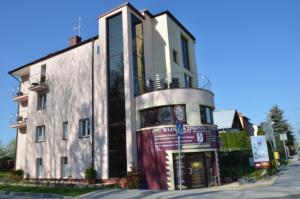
79,156 -> 300,199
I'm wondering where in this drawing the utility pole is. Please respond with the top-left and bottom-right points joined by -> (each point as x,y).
280,133 -> 288,159
268,112 -> 279,169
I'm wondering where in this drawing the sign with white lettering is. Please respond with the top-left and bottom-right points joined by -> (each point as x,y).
280,134 -> 287,141
251,136 -> 269,163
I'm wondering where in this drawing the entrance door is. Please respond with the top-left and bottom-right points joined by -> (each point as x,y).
187,153 -> 206,188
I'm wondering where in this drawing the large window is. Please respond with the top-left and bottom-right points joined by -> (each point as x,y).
181,35 -> 190,70
140,105 -> 186,128
36,158 -> 43,178
79,118 -> 90,137
132,14 -> 145,96
61,157 -> 69,178
37,93 -> 46,110
62,121 -> 68,140
107,13 -> 127,177
36,125 -> 45,142
200,106 -> 214,125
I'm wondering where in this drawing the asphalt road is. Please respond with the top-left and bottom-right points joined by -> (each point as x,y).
78,156 -> 300,199
1,156 -> 299,199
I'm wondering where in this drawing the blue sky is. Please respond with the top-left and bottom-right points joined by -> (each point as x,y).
0,0 -> 299,144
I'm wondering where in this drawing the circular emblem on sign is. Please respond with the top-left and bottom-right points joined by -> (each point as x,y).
174,106 -> 184,121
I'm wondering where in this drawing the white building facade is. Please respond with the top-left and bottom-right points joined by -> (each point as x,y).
9,3 -> 219,190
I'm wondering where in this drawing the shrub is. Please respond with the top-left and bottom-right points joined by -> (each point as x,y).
267,160 -> 277,175
126,167 -> 141,189
280,159 -> 289,165
85,165 -> 96,180
10,169 -> 24,182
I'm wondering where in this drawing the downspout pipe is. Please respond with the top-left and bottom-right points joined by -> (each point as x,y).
91,39 -> 95,168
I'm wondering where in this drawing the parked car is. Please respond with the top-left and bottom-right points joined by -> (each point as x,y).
298,151 -> 300,161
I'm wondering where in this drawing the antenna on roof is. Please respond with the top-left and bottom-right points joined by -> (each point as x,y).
73,16 -> 81,37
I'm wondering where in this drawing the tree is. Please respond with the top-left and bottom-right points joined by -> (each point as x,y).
0,140 -> 5,159
5,139 -> 16,159
269,105 -> 296,155
257,127 -> 265,136
0,139 -> 16,160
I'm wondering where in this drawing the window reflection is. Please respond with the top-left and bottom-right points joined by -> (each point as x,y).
200,106 -> 214,124
107,13 -> 127,177
140,105 -> 186,128
132,14 -> 145,96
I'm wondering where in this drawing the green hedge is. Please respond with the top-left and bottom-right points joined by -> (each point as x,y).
219,131 -> 251,152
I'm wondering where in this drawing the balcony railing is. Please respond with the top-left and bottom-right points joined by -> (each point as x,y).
11,85 -> 29,102
134,73 -> 212,95
9,110 -> 28,130
28,73 -> 49,92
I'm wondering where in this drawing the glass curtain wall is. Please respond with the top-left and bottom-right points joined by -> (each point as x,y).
107,13 -> 127,177
131,14 -> 145,96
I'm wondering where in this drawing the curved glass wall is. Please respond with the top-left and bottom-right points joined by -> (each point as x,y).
140,105 -> 186,128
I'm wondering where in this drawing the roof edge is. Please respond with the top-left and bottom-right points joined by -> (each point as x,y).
97,2 -> 145,20
153,11 -> 196,41
8,35 -> 98,75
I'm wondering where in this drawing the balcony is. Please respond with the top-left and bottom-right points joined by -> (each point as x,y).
9,111 -> 28,131
11,86 -> 29,102
28,73 -> 48,92
134,73 -> 212,96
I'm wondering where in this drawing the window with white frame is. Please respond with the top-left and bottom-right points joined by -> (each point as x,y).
36,125 -> 45,142
62,121 -> 68,140
200,106 -> 214,125
37,93 -> 46,109
79,118 -> 90,137
36,158 -> 43,178
61,157 -> 69,178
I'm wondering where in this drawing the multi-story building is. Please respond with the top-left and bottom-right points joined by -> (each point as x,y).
9,2 -> 219,190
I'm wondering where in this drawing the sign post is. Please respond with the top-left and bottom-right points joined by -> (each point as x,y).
176,121 -> 183,190
280,133 -> 288,159
174,106 -> 184,191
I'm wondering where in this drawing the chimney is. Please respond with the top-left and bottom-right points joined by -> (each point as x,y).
69,35 -> 82,46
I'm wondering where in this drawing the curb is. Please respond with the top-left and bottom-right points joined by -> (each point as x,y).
0,191 -> 70,199
213,175 -> 278,191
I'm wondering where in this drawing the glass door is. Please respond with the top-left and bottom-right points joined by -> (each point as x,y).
187,153 -> 206,188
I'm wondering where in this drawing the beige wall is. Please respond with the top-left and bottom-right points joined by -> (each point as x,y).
16,40 -> 99,179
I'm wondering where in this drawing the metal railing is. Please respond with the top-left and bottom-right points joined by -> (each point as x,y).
11,83 -> 29,99
29,72 -> 49,88
134,73 -> 212,95
9,110 -> 28,126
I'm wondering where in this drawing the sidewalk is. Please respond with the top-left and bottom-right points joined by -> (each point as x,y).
76,174 -> 278,199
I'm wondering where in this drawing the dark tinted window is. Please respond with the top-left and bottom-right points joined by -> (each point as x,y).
140,105 -> 186,128
200,106 -> 214,124
107,13 -> 127,177
181,36 -> 190,70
